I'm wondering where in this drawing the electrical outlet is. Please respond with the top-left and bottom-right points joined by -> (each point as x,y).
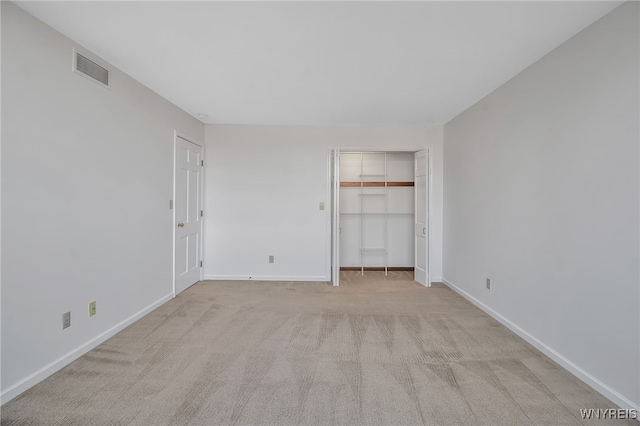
62,312 -> 71,329
89,301 -> 96,317
269,255 -> 274,264
486,278 -> 491,290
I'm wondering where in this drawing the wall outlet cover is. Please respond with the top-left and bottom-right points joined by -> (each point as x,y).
62,312 -> 71,329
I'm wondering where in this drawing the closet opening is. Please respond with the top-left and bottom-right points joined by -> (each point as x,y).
330,149 -> 430,287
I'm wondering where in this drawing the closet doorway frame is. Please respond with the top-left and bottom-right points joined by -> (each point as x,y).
327,147 -> 431,287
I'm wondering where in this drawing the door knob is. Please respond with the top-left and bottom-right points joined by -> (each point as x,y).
423,227 -> 426,234
177,222 -> 185,227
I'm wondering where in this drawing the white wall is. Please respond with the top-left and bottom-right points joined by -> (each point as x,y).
443,2 -> 639,410
1,3 -> 204,403
204,125 -> 443,281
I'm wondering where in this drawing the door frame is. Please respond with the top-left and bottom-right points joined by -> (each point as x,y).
414,149 -> 431,287
327,147 -> 431,286
331,149 -> 340,286
173,130 -> 205,296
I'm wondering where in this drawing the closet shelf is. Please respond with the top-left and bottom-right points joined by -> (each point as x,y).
340,181 -> 414,187
341,212 -> 412,216
341,212 -> 381,216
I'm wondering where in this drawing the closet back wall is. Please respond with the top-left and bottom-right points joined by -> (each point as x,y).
203,125 -> 443,281
339,152 -> 416,270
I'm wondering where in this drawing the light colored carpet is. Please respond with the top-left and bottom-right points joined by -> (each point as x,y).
1,272 -> 631,425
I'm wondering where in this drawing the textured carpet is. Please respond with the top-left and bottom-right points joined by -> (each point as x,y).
1,272 -> 631,425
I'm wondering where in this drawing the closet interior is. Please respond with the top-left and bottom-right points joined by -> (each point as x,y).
339,151 -> 415,274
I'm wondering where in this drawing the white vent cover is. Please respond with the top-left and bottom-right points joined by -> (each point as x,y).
73,49 -> 109,87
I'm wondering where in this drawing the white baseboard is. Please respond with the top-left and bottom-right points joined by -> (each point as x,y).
0,293 -> 174,405
204,275 -> 328,282
441,278 -> 640,413
203,275 -> 443,284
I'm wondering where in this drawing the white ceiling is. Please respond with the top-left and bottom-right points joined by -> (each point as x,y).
16,1 -> 622,125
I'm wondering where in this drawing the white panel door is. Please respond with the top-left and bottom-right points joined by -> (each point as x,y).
331,149 -> 340,286
414,149 -> 430,286
175,136 -> 203,294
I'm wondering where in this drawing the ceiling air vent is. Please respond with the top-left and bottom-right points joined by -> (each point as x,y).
73,49 -> 109,88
